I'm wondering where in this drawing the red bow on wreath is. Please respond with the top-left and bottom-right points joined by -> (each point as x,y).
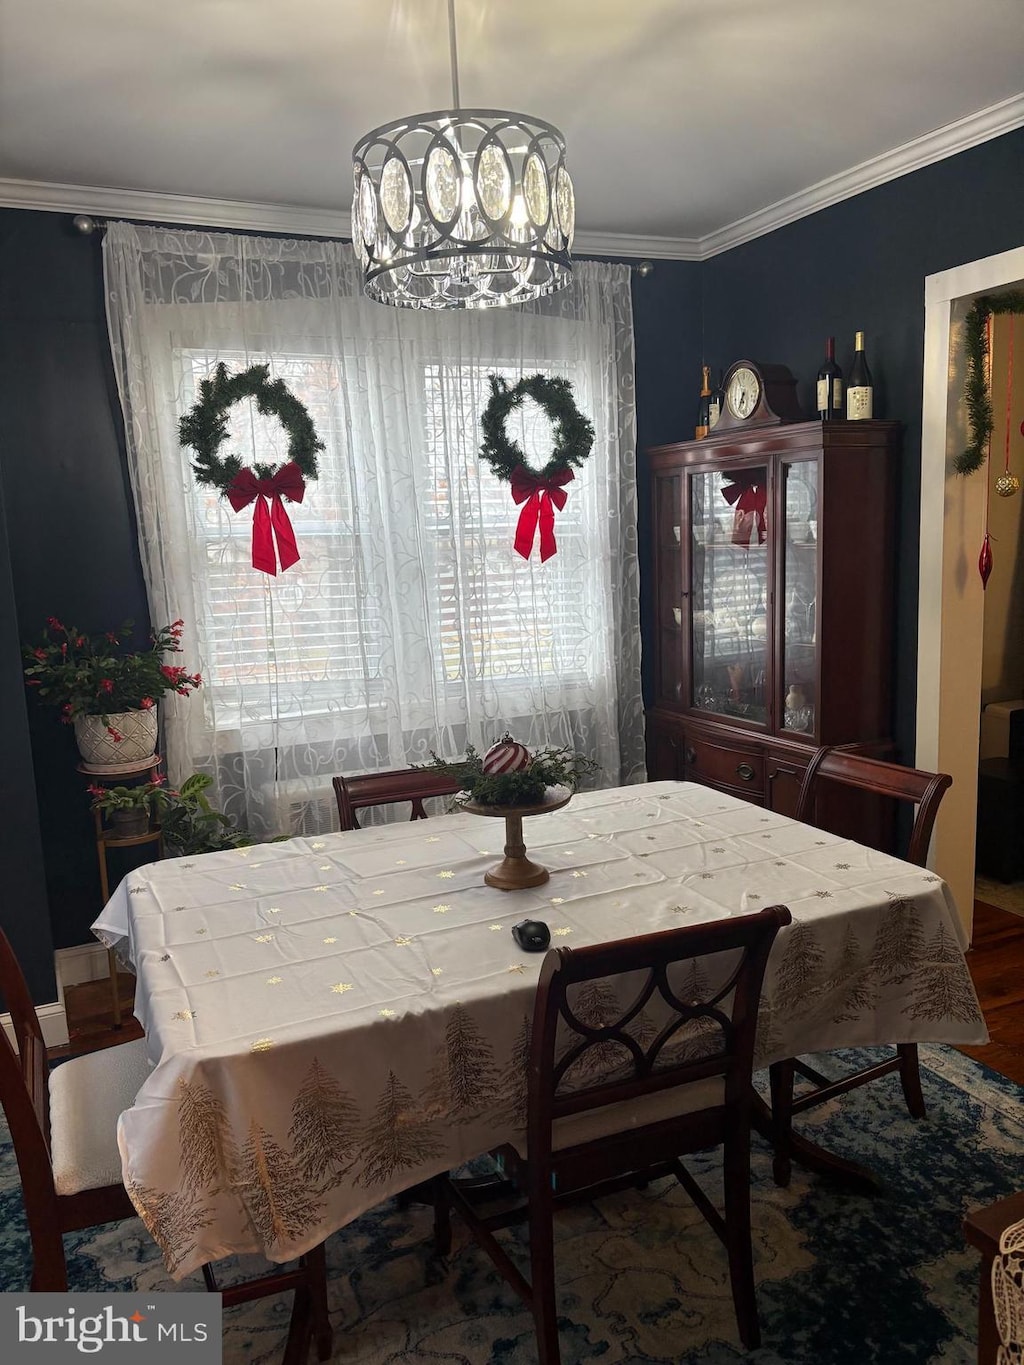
510,465 -> 575,562
226,462 -> 306,575
720,476 -> 767,548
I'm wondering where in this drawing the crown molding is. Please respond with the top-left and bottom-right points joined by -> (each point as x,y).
698,92 -> 1024,259
0,176 -> 700,259
1,92 -> 1020,261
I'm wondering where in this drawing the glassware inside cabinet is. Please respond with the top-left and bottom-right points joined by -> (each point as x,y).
780,460 -> 818,735
689,465 -> 769,724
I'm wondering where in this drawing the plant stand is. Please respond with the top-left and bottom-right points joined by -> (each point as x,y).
463,788 -> 572,890
78,759 -> 163,1028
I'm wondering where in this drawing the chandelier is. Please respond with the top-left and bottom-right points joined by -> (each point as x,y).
351,0 -> 574,310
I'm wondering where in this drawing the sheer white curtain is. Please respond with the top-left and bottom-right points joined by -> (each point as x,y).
103,223 -> 643,837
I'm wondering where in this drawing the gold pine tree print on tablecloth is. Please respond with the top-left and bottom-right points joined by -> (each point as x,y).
909,921 -> 981,1022
358,1070 -> 444,1187
177,1076 -> 239,1193
664,958 -> 724,1063
496,1015 -> 532,1129
561,979 -> 626,1082
825,922 -> 877,1025
126,1180 -> 215,1278
769,921 -> 829,1021
288,1058 -> 362,1190
420,1002 -> 503,1120
871,892 -> 926,985
237,1120 -> 324,1248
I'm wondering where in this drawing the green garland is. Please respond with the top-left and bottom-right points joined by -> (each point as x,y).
423,743 -> 599,807
479,374 -> 595,483
179,362 -> 324,493
954,291 -> 1024,476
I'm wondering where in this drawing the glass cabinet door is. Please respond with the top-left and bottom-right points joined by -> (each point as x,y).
689,465 -> 769,725
779,459 -> 819,736
654,471 -> 684,704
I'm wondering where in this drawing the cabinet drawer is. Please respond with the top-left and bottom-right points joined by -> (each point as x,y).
683,735 -> 765,795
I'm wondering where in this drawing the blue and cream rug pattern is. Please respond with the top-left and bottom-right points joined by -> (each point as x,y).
2,1045 -> 1021,1363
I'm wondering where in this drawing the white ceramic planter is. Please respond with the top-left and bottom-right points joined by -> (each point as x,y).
74,707 -> 159,769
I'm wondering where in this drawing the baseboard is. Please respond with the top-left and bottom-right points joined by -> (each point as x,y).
1,1000 -> 69,1050
0,943 -> 112,1052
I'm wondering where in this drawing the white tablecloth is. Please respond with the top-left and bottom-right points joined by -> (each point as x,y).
91,781 -> 987,1278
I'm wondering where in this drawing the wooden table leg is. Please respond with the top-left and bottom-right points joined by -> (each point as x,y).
751,1092 -> 880,1195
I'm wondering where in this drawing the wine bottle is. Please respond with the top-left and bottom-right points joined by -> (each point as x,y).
846,331 -> 873,420
695,365 -> 712,440
708,369 -> 725,430
816,337 -> 844,421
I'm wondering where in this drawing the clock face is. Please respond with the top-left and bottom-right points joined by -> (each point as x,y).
726,366 -> 762,419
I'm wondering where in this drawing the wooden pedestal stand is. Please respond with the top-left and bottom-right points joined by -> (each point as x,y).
77,758 -> 163,1028
463,789 -> 571,890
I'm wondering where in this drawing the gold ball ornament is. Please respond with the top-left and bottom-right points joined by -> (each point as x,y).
995,473 -> 1021,498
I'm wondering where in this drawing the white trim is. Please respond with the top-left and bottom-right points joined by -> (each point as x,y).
0,93 -> 1019,259
2,1001 -> 69,1052
699,94 -> 1024,259
56,941 -> 114,989
917,243 -> 1024,940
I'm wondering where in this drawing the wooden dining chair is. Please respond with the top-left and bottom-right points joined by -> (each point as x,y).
0,927 -> 332,1364
435,905 -> 791,1363
333,766 -> 461,830
769,746 -> 953,1184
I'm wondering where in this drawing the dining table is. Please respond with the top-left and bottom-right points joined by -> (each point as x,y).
91,778 -> 988,1281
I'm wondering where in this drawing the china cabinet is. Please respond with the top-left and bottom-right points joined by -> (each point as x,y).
646,420 -> 900,823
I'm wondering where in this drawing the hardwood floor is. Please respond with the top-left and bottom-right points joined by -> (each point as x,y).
55,901 -> 1024,1080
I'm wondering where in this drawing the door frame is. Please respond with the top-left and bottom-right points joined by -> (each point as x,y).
917,244 -> 1024,935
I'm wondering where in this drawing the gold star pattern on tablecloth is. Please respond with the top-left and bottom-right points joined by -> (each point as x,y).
489,924 -> 503,931
438,870 -> 454,879
266,976 -> 283,986
314,885 -> 329,893
550,897 -> 565,904
331,982 -> 353,994
172,1009 -> 196,1021
268,907 -> 281,914
196,928 -> 207,935
813,890 -> 834,898
571,870 -> 588,878
394,936 -> 412,946
433,904 -> 450,914
254,934 -> 275,943
379,1009 -> 396,1018
229,883 -> 247,891
508,964 -> 525,974
323,937 -> 337,944
251,1038 -> 275,1052
431,967 -> 443,976
204,970 -> 220,978
553,927 -> 572,936
311,842 -> 325,849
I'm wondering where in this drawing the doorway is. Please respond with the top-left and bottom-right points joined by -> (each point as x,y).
917,245 -> 1024,937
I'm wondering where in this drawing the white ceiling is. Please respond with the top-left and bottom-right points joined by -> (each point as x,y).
1,0 -> 1022,254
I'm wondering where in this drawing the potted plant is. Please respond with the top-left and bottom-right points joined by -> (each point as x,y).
22,617 -> 202,769
159,773 -> 255,856
87,780 -> 167,838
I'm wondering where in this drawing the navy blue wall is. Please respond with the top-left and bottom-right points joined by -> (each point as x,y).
700,127 -> 1024,763
1,126 -> 1021,998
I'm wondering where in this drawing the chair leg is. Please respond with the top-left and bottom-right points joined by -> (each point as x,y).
433,1174 -> 452,1257
769,1060 -> 795,1188
305,1244 -> 333,1362
898,1043 -> 926,1119
529,1194 -> 562,1365
722,1130 -> 761,1351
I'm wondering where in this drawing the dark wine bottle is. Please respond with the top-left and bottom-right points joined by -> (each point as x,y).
816,336 -> 844,421
846,331 -> 873,420
695,364 -> 712,440
708,368 -> 724,430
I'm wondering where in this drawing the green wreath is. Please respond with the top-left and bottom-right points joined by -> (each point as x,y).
955,290 -> 1024,476
479,373 -> 595,483
179,362 -> 324,492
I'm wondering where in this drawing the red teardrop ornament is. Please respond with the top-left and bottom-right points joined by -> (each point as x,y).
979,533 -> 993,588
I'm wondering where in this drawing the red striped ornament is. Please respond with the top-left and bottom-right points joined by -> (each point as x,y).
481,738 -> 531,775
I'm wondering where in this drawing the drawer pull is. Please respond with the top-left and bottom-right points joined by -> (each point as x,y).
685,746 -> 697,766
736,762 -> 756,782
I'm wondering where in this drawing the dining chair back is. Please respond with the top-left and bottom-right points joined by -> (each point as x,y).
333,766 -> 461,830
0,928 -> 332,1363
770,746 -> 953,1185
437,904 -> 791,1363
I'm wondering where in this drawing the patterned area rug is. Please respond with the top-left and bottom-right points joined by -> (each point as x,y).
1,1045 -> 1020,1363
976,876 -> 1024,918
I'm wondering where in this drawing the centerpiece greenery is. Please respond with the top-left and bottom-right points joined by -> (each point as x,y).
22,617 -> 201,731
422,741 -> 599,808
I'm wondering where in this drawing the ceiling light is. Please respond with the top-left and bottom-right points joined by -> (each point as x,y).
351,0 -> 574,310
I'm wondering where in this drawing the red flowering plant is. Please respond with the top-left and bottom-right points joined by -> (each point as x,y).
22,617 -> 201,730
